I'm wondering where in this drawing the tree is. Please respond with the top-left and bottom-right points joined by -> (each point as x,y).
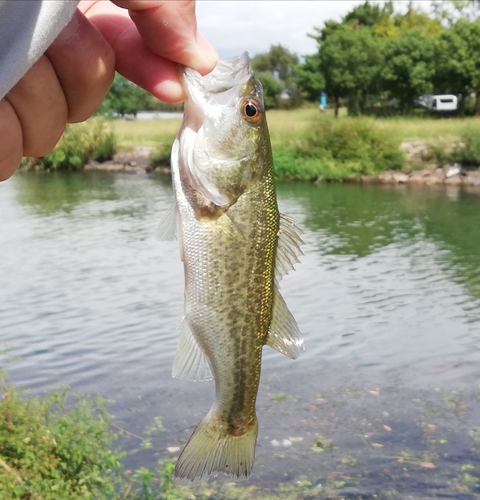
255,71 -> 284,109
380,29 -> 437,110
343,1 -> 393,27
432,0 -> 480,25
251,45 -> 301,109
97,73 -> 150,117
319,25 -> 383,116
294,52 -> 325,102
434,19 -> 480,114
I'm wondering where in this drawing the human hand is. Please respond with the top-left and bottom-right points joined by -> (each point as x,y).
0,0 -> 217,181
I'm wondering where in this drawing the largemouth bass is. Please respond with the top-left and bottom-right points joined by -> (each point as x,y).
158,53 -> 304,484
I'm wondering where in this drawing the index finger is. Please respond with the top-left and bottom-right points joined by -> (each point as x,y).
112,0 -> 217,75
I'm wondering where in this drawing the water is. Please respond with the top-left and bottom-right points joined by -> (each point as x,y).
1,171 -> 480,495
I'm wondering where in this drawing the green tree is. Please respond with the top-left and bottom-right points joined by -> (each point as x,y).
97,73 -> 150,117
380,29 -> 437,110
343,1 -> 394,27
256,71 -> 284,109
434,19 -> 480,114
252,44 -> 299,84
432,0 -> 480,25
251,45 -> 302,109
319,25 -> 383,116
294,52 -> 325,102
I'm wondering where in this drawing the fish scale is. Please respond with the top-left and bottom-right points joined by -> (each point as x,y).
157,53 -> 304,484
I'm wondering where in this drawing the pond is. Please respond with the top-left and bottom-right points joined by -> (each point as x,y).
1,171 -> 480,497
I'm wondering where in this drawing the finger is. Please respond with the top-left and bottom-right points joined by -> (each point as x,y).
6,56 -> 68,158
45,9 -> 115,123
112,0 -> 217,74
79,0 -> 217,102
0,99 -> 22,181
82,8 -> 186,102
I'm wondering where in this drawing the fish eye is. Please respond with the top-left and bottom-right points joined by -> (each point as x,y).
241,98 -> 263,124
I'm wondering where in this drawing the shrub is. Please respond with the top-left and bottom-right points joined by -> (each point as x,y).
273,115 -> 404,181
22,118 -> 117,171
0,371 -> 124,499
458,127 -> 480,166
149,135 -> 176,167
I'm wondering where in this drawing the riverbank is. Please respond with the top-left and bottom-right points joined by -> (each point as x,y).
20,110 -> 480,183
84,141 -> 480,187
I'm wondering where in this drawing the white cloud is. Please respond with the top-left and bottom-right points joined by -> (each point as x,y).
196,1 -> 426,58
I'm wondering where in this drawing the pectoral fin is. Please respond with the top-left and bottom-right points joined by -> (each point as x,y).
156,204 -> 178,241
275,213 -> 304,284
172,318 -> 213,381
266,287 -> 304,359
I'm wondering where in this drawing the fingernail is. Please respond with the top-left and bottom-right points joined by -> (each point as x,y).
195,32 -> 218,72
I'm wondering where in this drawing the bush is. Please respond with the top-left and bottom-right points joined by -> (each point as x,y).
149,135 -> 176,167
22,118 -> 117,171
0,371 -> 124,499
458,127 -> 480,165
273,115 -> 404,181
425,128 -> 480,167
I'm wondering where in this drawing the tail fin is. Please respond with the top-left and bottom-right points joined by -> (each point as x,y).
174,413 -> 258,485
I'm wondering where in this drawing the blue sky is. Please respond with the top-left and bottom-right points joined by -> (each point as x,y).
196,1 -> 424,58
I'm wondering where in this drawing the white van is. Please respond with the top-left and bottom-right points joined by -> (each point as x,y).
431,95 -> 457,111
415,94 -> 458,111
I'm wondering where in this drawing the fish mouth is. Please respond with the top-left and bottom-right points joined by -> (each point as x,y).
182,52 -> 253,108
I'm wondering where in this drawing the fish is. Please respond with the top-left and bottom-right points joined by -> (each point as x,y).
157,52 -> 304,485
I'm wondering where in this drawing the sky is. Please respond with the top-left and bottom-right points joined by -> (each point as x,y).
195,1 -> 424,59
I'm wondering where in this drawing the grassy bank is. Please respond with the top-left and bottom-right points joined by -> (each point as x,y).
115,108 -> 480,181
22,108 -> 480,180
114,108 -> 480,150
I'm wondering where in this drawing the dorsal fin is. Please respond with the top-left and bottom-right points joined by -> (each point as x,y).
275,213 -> 304,284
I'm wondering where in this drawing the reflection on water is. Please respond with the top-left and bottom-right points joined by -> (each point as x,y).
1,172 -> 480,392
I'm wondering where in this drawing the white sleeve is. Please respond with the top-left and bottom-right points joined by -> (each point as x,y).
0,0 -> 79,99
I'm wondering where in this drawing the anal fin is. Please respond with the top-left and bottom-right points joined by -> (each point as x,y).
266,287 -> 304,359
172,318 -> 213,381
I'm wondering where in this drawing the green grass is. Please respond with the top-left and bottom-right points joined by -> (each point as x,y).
101,108 -> 480,180
113,107 -> 480,150
114,119 -> 181,150
376,116 -> 480,142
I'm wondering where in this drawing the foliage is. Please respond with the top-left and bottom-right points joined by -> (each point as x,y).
434,19 -> 480,114
22,118 -> 117,171
0,371 -> 124,499
251,45 -> 302,109
458,127 -> 480,164
380,29 -> 437,110
273,115 -> 404,181
256,71 -> 284,109
432,0 -> 480,25
293,52 -> 325,102
97,73 -> 150,117
150,134 -> 176,167
295,1 -> 469,115
424,126 -> 480,166
251,44 -> 299,84
343,1 -> 394,28
318,25 -> 383,116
